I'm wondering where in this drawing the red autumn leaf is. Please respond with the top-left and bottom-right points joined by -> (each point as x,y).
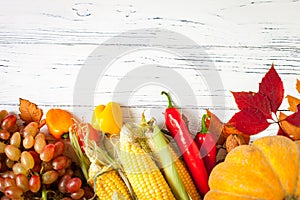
231,91 -> 272,119
258,64 -> 284,113
285,104 -> 300,127
228,108 -> 270,135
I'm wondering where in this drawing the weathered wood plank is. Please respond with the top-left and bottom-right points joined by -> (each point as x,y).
0,0 -> 299,139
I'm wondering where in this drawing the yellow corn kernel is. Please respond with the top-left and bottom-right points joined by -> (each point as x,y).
120,142 -> 176,200
169,146 -> 201,200
88,162 -> 132,200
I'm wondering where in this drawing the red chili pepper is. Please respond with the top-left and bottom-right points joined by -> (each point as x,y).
161,91 -> 209,196
195,114 -> 217,175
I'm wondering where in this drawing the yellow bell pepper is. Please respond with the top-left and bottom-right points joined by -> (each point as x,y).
91,102 -> 123,135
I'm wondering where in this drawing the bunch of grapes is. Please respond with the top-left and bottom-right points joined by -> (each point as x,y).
0,110 -> 94,200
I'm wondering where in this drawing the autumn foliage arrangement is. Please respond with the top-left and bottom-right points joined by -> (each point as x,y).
210,64 -> 300,151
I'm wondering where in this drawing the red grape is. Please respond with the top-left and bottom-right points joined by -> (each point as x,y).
15,174 -> 29,192
1,114 -> 17,131
40,144 -> 55,162
71,188 -> 85,199
53,141 -> 65,158
29,175 -> 41,193
58,174 -> 71,193
52,155 -> 67,170
83,185 -> 95,199
42,170 -> 59,185
66,177 -> 82,193
0,129 -> 10,140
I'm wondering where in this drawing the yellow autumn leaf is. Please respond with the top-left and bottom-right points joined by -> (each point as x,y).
279,112 -> 300,140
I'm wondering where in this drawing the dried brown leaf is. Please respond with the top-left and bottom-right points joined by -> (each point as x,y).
19,98 -> 43,124
225,134 -> 247,152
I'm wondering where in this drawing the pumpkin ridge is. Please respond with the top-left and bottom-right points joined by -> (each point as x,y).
209,160 -> 282,199
224,144 -> 284,197
252,136 -> 298,197
252,144 -> 286,196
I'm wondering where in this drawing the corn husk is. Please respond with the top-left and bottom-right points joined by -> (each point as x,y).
69,121 -> 135,200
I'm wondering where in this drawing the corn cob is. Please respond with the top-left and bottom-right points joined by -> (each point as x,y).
119,124 -> 176,200
88,162 -> 132,200
168,145 -> 201,200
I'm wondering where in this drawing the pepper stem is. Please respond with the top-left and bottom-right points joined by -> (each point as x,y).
201,114 -> 209,133
161,91 -> 173,108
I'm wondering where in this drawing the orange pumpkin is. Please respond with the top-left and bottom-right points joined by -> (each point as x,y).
204,135 -> 300,200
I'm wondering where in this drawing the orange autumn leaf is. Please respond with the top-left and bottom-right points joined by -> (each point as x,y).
19,98 -> 43,124
279,112 -> 300,140
286,95 -> 300,112
296,79 -> 300,94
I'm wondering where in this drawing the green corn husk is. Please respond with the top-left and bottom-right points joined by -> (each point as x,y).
142,116 -> 191,200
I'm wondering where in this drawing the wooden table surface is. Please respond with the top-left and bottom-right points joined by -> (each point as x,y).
1,0 -> 300,139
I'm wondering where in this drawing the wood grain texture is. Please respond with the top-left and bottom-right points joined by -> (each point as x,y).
0,0 -> 300,139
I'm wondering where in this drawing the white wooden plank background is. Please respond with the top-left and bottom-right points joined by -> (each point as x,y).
1,0 -> 300,139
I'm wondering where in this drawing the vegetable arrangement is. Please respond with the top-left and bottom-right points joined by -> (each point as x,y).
1,64 -> 300,200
